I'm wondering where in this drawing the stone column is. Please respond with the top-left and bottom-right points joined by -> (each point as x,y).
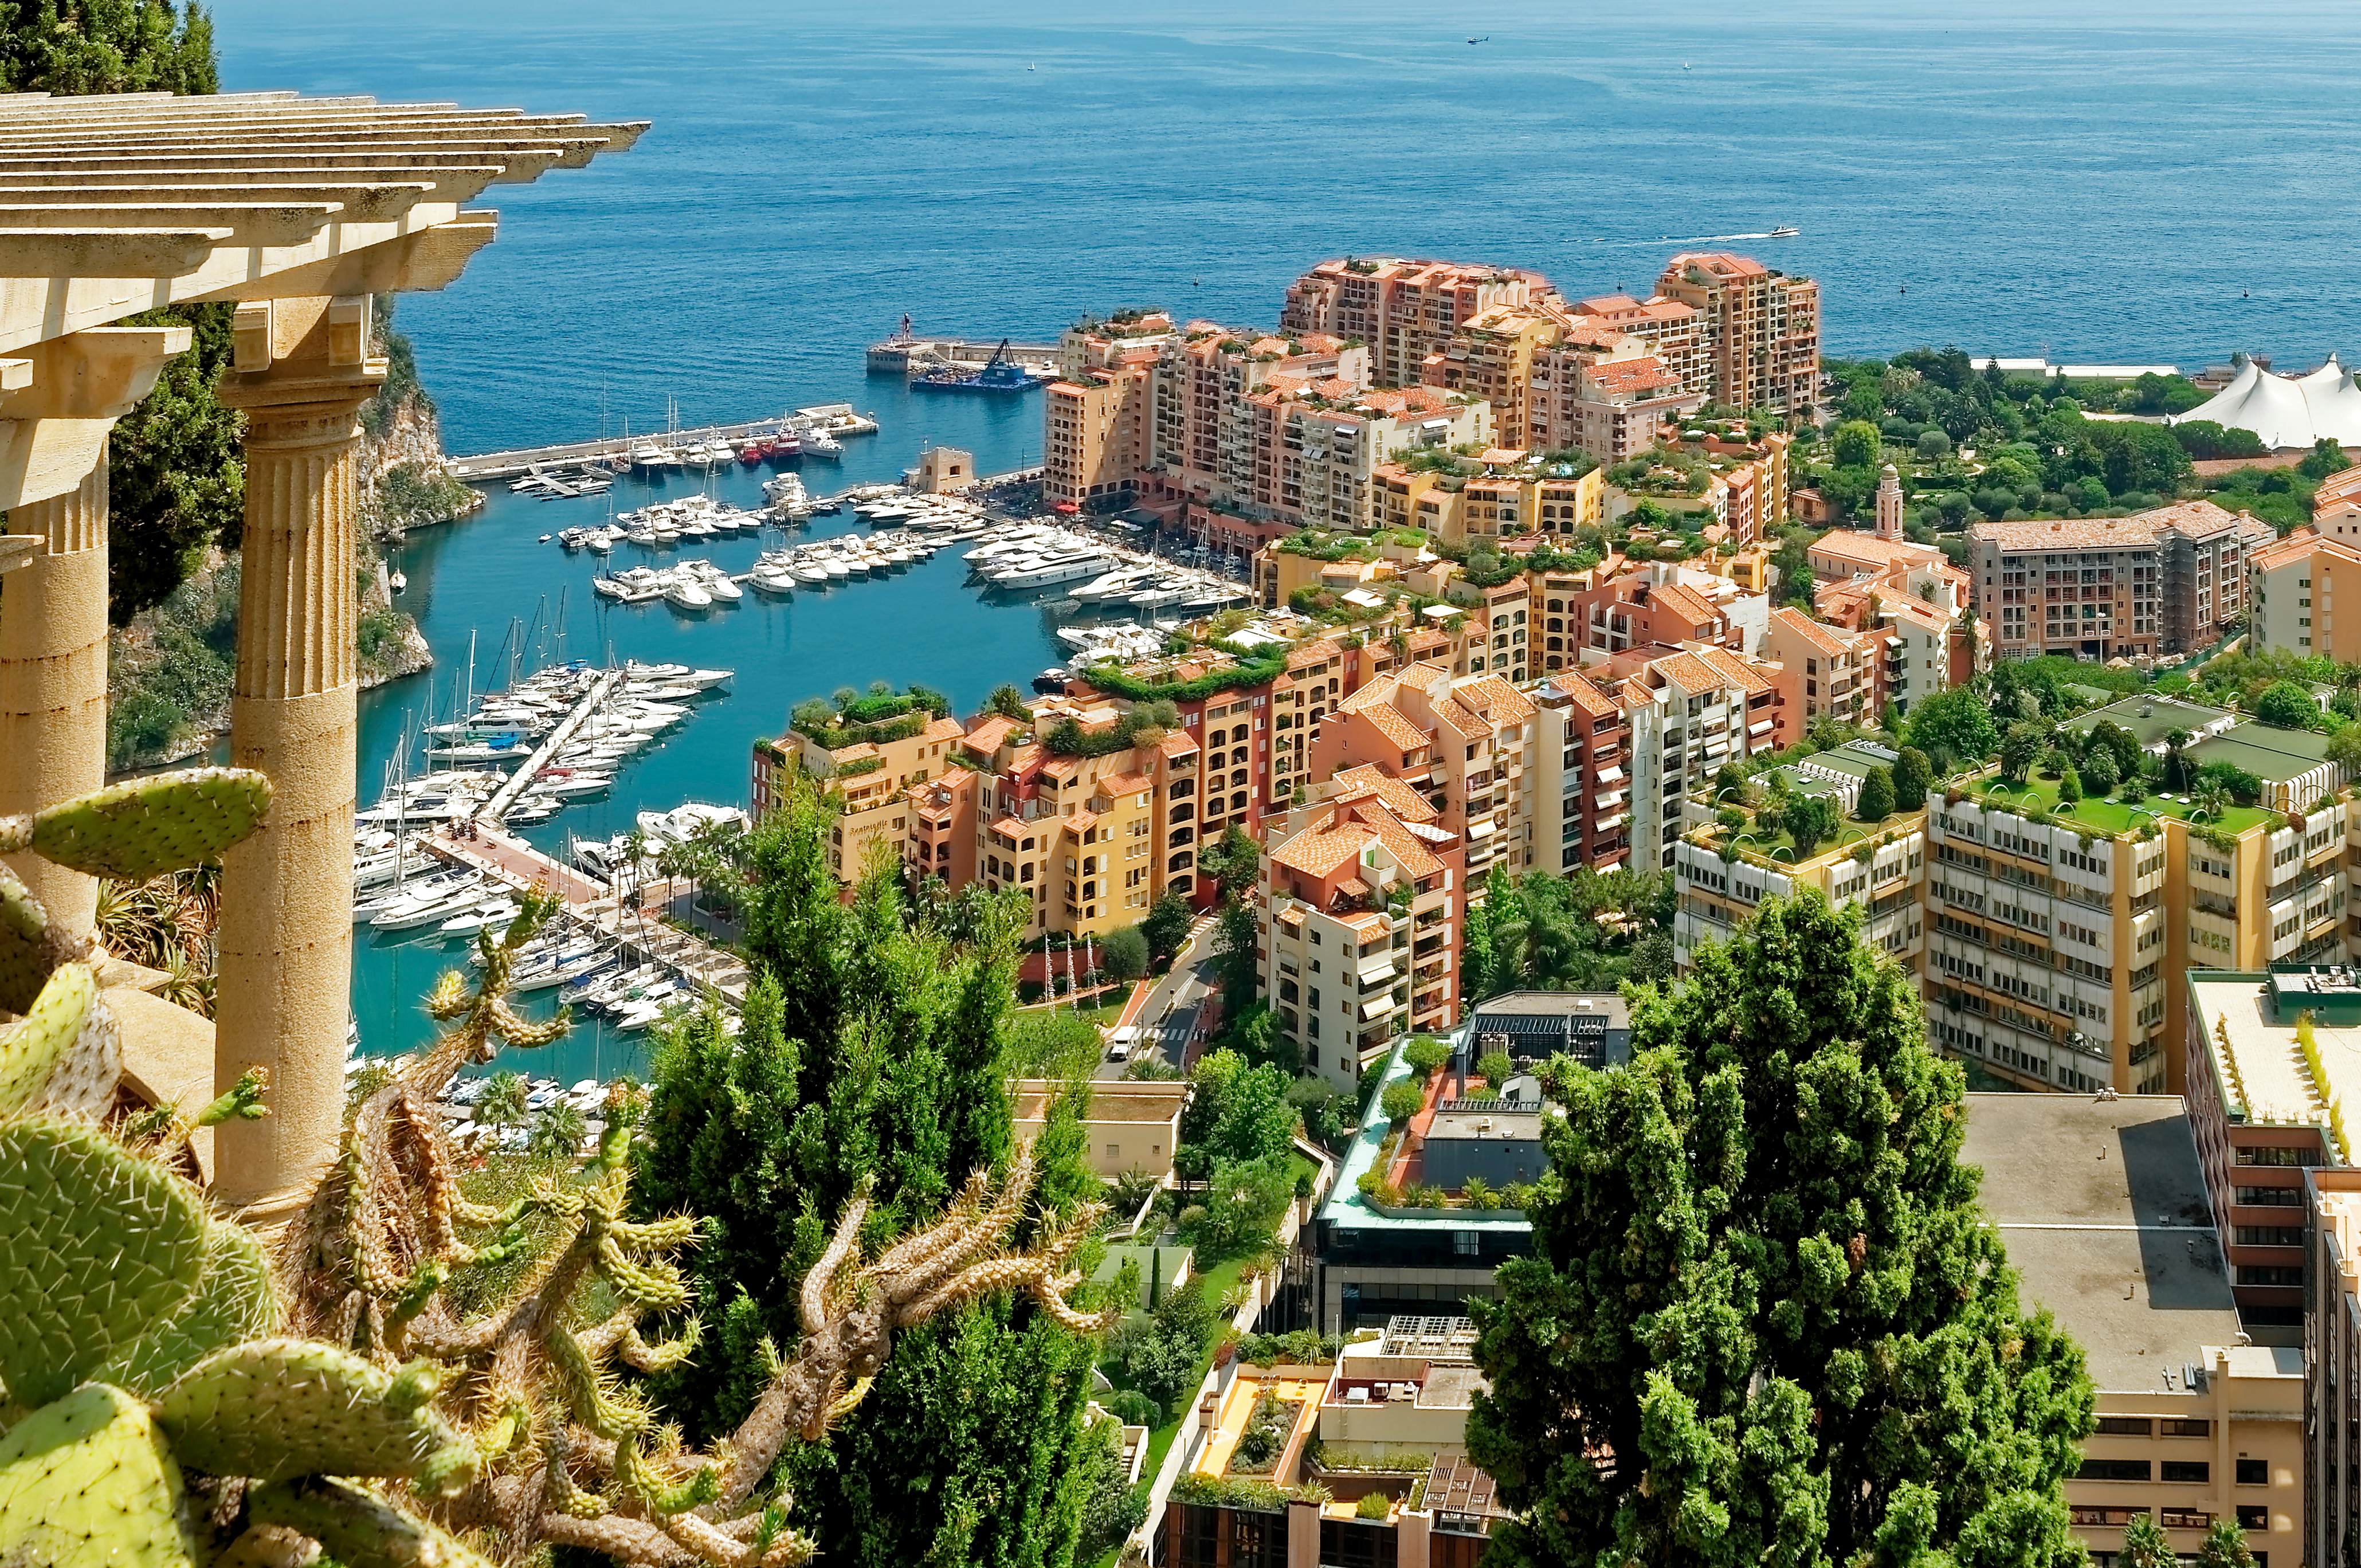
210,299 -> 382,1222
0,325 -> 191,940
0,455 -> 109,935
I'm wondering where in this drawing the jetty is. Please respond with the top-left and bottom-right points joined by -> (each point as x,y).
426,824 -> 751,1006
476,667 -> 626,825
866,332 -> 1059,377
448,405 -> 880,484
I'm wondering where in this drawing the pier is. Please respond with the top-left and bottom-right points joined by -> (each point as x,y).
447,404 -> 881,483
476,667 -> 626,825
427,824 -> 751,1006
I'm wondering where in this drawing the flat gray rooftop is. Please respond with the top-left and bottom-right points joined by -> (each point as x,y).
2064,693 -> 2229,751
1962,1093 -> 2241,1393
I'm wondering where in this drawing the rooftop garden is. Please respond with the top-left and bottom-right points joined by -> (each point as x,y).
789,681 -> 951,750
1948,768 -> 2274,840
1083,645 -> 1289,704
1276,526 -> 1429,561
1041,699 -> 1179,758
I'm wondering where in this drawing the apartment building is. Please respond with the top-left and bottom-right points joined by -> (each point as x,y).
1965,1093 -> 2300,1568
1057,310 -> 1179,378
2249,527 -> 2361,661
1312,661 -> 1538,884
2304,1165 -> 2361,1567
1532,669 -> 1633,873
1281,257 -> 1552,391
1618,644 -> 1783,871
1970,501 -> 2270,661
1764,603 -> 1880,728
751,702 -> 968,883
1673,784 -> 1924,973
1528,351 -> 1702,463
1551,567 -> 1745,664
1421,305 -> 1559,437
1241,384 -> 1491,531
1042,364 -> 1150,508
1163,1323 -> 1511,1568
2183,964 -> 2361,1328
1652,252 -> 1821,419
1566,292 -> 1707,397
1259,771 -> 1465,1091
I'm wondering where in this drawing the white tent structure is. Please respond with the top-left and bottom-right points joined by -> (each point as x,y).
2174,353 -> 2361,449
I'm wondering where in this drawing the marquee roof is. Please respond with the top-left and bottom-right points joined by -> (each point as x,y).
2175,352 -> 2361,450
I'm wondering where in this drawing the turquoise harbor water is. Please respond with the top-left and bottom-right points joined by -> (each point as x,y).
206,0 -> 2361,1065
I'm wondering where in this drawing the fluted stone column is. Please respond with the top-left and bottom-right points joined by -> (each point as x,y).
0,454 -> 109,936
210,366 -> 379,1221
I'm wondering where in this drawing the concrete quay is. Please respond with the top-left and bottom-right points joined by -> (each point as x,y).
447,403 -> 880,483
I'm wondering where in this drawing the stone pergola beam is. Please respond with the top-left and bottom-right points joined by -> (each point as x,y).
0,168 -> 505,202
191,213 -> 500,304
0,182 -> 443,221
0,154 -> 557,191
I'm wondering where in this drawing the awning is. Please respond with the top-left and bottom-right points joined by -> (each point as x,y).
1595,764 -> 1623,783
1748,719 -> 1774,735
1468,816 -> 1497,840
1360,995 -> 1396,1021
1357,952 -> 1399,984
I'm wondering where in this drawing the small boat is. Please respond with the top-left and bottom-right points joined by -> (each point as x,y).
1768,225 -> 1799,238
389,570 -> 407,594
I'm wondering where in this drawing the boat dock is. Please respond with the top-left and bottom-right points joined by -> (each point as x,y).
866,333 -> 1059,377
476,667 -> 626,824
426,824 -> 751,1006
447,404 -> 881,484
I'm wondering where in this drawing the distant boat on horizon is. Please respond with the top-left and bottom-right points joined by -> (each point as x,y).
1769,225 -> 1799,238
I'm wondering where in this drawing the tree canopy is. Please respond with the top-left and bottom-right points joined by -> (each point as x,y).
1901,687 -> 1999,770
637,775 -> 1109,1568
1467,892 -> 2094,1568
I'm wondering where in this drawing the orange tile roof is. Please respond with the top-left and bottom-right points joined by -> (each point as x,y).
1807,530 -> 1942,571
2250,526 -> 2323,572
1545,669 -> 1618,719
1061,809 -> 1099,834
1331,765 -> 1440,823
1689,644 -> 1776,695
1647,581 -> 1720,628
1359,813 -> 1444,880
1453,675 -> 1537,726
1358,701 -> 1431,754
1968,515 -> 2161,552
1585,355 -> 1674,395
1665,251 -> 1769,279
921,716 -> 968,744
1159,730 -> 1198,758
1097,771 -> 1152,796
1269,824 -> 1370,879
964,715 -> 1019,754
1769,605 -> 1852,660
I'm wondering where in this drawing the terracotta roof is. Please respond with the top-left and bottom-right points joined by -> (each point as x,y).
1358,814 -> 1444,880
1583,355 -> 1674,396
1159,730 -> 1198,758
1287,638 -> 1343,670
1453,675 -> 1536,726
1647,581 -> 1720,628
1879,594 -> 1954,636
1664,251 -> 1769,279
1096,771 -> 1152,796
1768,605 -> 1852,660
1807,530 -> 1943,571
1331,765 -> 1440,822
1968,515 -> 2162,552
2251,526 -> 2324,572
2143,498 -> 2246,542
1689,644 -> 1776,695
1544,670 -> 1618,719
964,715 -> 1019,754
1269,824 -> 1370,879
1061,809 -> 1099,834
921,715 -> 967,744
1357,700 -> 1431,754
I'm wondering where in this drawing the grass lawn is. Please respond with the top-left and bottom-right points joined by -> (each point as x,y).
1966,773 -> 2276,836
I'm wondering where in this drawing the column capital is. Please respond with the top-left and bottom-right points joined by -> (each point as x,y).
215,294 -> 387,431
0,325 -> 194,513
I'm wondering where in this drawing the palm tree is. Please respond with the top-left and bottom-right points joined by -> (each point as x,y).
476,1070 -> 528,1133
1493,900 -> 1583,991
528,1101 -> 587,1161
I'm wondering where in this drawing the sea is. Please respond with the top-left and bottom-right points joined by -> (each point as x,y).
210,0 -> 2361,1071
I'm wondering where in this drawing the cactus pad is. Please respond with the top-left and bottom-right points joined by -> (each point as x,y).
0,963 -> 104,1118
0,865 -> 56,1015
0,1383 -> 194,1568
249,1476 -> 493,1568
101,1215 -> 282,1398
29,769 -> 272,883
152,1339 -> 479,1492
0,1119 -> 206,1409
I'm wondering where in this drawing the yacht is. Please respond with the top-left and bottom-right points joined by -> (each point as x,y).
662,575 -> 714,613
371,879 -> 493,932
440,898 -> 520,938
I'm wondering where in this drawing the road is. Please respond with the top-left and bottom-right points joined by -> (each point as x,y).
1097,915 -> 1220,1080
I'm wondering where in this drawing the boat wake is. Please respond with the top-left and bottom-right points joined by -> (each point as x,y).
1587,228 -> 1799,246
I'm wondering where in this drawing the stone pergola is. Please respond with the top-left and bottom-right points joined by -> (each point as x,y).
0,90 -> 641,1221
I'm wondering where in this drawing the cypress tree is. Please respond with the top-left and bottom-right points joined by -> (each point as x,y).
1466,891 -> 2094,1568
638,775 -> 1108,1568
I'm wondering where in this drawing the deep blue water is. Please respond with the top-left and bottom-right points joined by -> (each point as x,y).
209,0 -> 2361,1063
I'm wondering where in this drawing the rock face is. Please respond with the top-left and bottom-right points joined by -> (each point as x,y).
105,332 -> 462,775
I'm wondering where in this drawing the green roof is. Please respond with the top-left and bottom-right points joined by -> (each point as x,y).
2062,693 -> 2230,751
2187,722 -> 2332,783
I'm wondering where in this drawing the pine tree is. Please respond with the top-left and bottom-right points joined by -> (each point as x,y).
1856,765 -> 1896,822
637,775 -> 1105,1567
1466,891 -> 2094,1568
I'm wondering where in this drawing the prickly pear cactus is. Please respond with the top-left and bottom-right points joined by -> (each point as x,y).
0,1116 -> 209,1409
99,1215 -> 281,1397
0,963 -> 116,1120
9,769 -> 273,884
0,1385 -> 191,1568
154,1339 -> 477,1492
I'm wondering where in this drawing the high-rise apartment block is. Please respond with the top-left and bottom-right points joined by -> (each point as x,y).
1280,257 -> 1550,390
1652,252 -> 1821,418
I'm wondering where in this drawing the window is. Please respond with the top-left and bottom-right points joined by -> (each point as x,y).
2159,1510 -> 2213,1531
2237,1459 -> 2269,1487
2162,1461 -> 2209,1484
2161,1419 -> 2210,1439
2077,1459 -> 2151,1482
2093,1417 -> 2152,1437
2238,1507 -> 2269,1531
2235,1226 -> 2304,1248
